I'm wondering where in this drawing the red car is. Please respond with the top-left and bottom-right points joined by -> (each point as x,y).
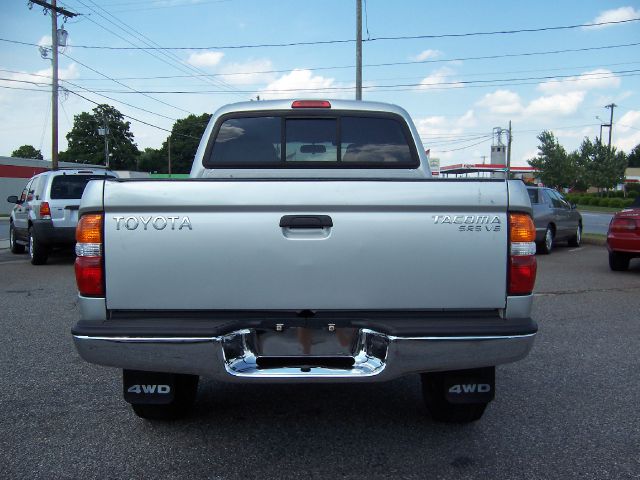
607,197 -> 640,271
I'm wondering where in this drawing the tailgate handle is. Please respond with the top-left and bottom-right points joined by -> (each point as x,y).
65,205 -> 80,210
280,215 -> 333,229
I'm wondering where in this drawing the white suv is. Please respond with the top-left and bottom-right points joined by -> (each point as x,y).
7,167 -> 116,265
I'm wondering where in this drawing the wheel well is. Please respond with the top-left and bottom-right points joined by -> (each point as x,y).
548,223 -> 556,234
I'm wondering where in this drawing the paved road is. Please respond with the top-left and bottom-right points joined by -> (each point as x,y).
0,246 -> 639,479
580,210 -> 614,235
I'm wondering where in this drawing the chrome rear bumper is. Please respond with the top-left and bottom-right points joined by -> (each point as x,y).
73,328 -> 535,382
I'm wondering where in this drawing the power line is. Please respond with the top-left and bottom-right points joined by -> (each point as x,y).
2,38 -> 638,78
60,51 -> 192,113
423,134 -> 494,147
101,0 -> 232,13
6,69 -> 638,96
72,0 -> 241,95
62,80 -> 179,121
431,138 -> 493,153
4,18 -> 638,51
10,58 -> 638,85
64,89 -> 201,139
419,123 -> 601,140
29,68 -> 636,94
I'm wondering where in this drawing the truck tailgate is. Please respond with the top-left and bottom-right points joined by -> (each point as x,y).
102,180 -> 509,311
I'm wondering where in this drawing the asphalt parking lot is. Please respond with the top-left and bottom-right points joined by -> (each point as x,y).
1,244 -> 639,479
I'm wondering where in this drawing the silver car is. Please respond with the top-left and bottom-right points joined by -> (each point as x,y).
527,186 -> 582,254
7,167 -> 116,264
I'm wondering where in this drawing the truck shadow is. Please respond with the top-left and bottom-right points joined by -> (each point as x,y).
148,377 -> 493,476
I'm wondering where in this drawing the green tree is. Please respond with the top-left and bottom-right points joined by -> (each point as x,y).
138,147 -> 166,173
627,144 -> 640,168
528,131 -> 577,189
576,137 -> 627,190
155,113 -> 211,174
59,104 -> 139,170
11,145 -> 43,159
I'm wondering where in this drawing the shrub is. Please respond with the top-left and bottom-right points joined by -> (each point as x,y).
609,198 -> 624,209
627,190 -> 638,198
597,198 -> 611,207
623,198 -> 635,208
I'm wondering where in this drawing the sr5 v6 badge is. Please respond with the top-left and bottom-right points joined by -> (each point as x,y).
432,215 -> 502,232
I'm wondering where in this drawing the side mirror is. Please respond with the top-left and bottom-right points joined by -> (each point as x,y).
570,202 -> 577,210
6,195 -> 19,204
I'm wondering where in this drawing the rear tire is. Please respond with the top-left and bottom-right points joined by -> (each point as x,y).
131,374 -> 199,420
568,224 -> 582,247
537,226 -> 554,254
9,223 -> 25,254
421,371 -> 490,423
28,227 -> 48,265
609,252 -> 630,271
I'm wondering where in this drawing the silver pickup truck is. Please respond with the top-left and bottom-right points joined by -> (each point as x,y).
72,99 -> 538,423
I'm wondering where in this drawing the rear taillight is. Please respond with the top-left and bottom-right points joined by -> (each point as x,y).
75,213 -> 104,296
508,213 -> 537,295
39,202 -> 51,219
610,218 -> 637,232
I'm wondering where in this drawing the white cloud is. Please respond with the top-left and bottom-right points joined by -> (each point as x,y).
412,49 -> 442,61
259,69 -> 341,100
217,59 -> 275,85
537,69 -> 621,94
616,110 -> 640,152
617,110 -> 640,133
187,51 -> 224,68
456,110 -> 477,128
554,126 -> 593,139
417,67 -> 462,90
415,110 -> 481,162
524,92 -> 586,117
585,6 -> 640,29
476,89 -> 523,115
38,36 -> 52,47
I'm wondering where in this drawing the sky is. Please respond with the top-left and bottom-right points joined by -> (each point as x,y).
1,0 -> 639,168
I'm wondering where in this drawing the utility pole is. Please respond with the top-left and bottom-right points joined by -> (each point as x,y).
102,117 -> 109,168
605,103 -> 617,150
168,135 -> 172,177
599,124 -> 604,144
28,0 -> 76,170
51,0 -> 59,170
355,0 -> 362,100
507,120 -> 512,178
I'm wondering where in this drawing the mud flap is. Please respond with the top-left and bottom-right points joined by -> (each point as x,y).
442,367 -> 495,405
123,370 -> 176,405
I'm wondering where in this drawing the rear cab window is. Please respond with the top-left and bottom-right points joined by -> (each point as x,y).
204,112 -> 418,168
50,174 -> 112,200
